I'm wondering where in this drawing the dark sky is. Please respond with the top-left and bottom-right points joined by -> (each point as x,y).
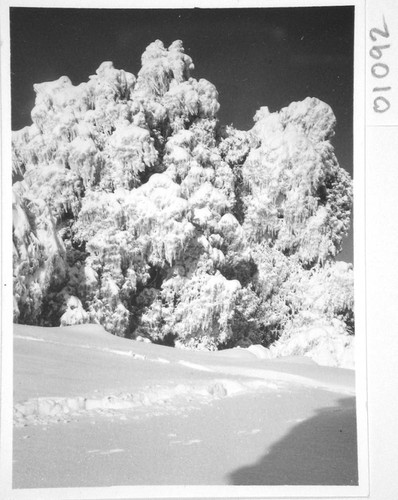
10,6 -> 354,262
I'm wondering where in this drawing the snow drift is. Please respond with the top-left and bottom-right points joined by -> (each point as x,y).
13,323 -> 357,487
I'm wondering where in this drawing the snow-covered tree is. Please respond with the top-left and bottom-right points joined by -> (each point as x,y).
12,40 -> 354,357
242,100 -> 352,265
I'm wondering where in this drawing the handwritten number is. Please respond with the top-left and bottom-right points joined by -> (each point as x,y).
370,16 -> 389,41
369,44 -> 390,60
373,96 -> 390,113
369,17 -> 391,114
371,63 -> 390,78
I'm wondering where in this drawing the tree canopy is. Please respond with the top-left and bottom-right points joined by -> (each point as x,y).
12,40 -> 354,355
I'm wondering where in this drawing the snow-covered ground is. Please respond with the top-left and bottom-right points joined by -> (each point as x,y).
13,323 -> 358,488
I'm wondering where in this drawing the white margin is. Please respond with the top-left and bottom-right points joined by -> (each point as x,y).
0,2 -> 15,498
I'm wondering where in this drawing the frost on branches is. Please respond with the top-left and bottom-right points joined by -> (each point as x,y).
12,40 -> 354,364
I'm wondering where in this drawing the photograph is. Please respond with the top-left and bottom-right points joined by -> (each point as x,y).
1,0 -> 376,497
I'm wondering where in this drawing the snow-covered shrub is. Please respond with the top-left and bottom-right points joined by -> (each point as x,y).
138,268 -> 241,348
270,319 -> 355,368
284,260 -> 354,334
12,40 -> 353,359
60,296 -> 89,326
13,186 -> 67,324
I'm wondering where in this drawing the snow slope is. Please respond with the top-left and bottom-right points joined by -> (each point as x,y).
13,323 -> 357,488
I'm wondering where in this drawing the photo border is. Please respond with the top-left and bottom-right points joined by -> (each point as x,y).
1,0 -> 370,498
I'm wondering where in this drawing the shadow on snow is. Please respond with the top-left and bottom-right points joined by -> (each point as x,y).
228,396 -> 358,486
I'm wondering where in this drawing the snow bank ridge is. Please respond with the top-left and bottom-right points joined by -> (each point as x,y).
14,378 -> 279,427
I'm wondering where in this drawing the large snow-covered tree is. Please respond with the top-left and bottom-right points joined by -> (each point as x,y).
12,40 -> 354,356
